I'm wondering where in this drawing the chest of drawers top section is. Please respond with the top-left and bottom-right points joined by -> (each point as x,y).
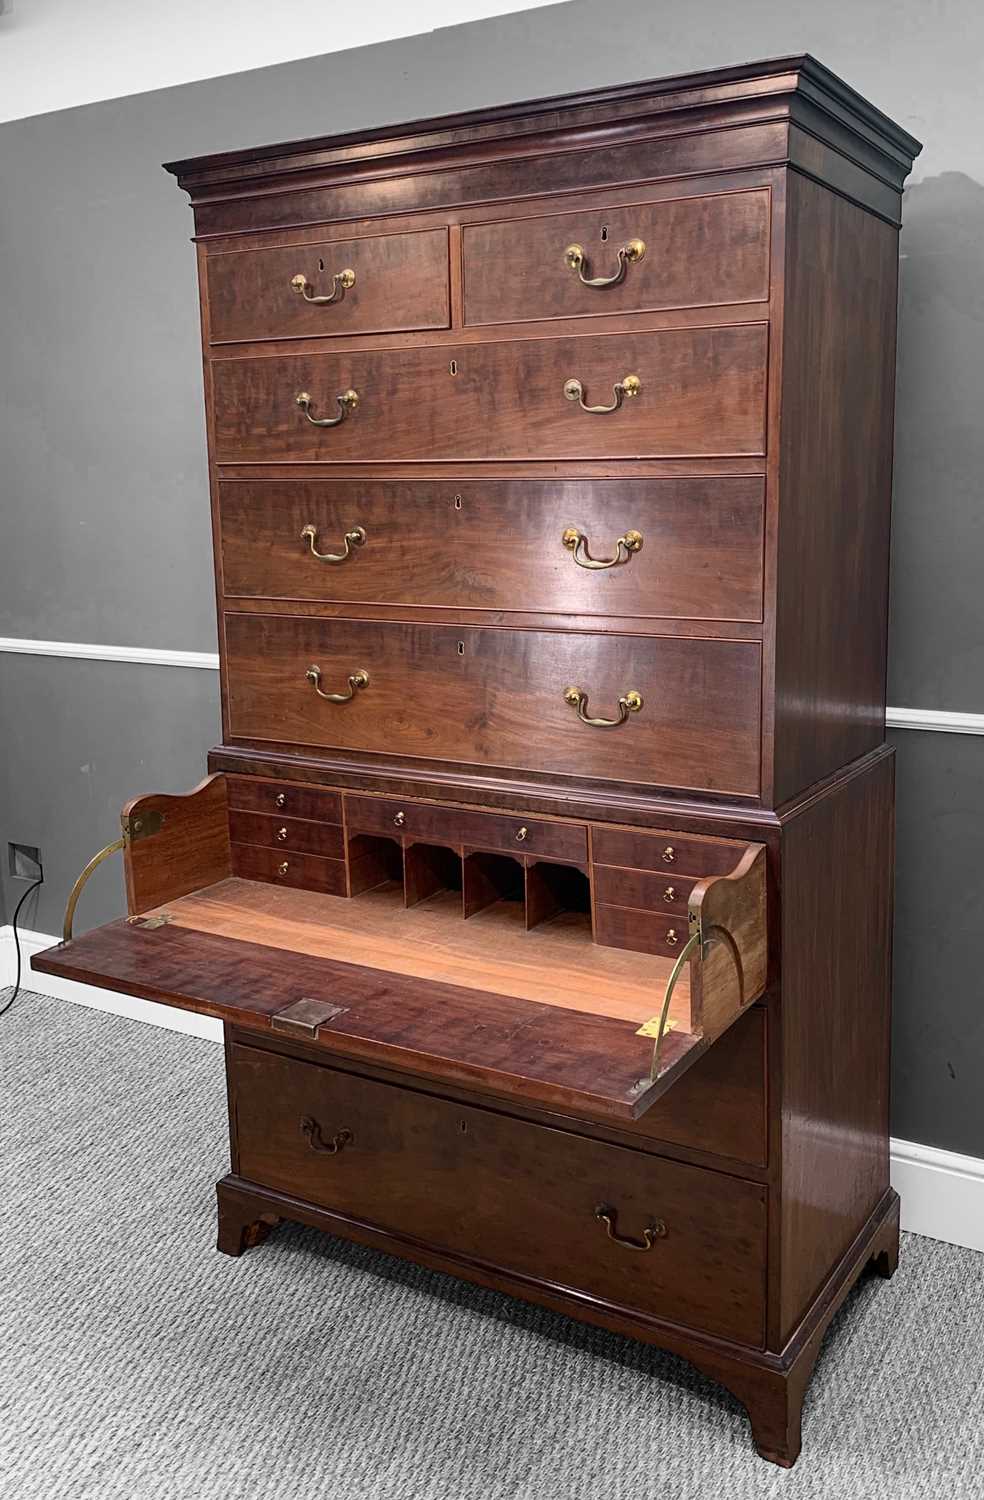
167,58 -> 919,810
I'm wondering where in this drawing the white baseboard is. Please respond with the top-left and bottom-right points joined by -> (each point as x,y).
3,923 -> 982,1253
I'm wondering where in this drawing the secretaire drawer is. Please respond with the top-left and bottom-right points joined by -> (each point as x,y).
225,775 -> 341,823
205,228 -> 450,344
218,476 -> 765,624
463,189 -> 771,325
224,614 -> 761,797
231,1043 -> 767,1345
344,794 -> 587,864
211,325 -> 768,463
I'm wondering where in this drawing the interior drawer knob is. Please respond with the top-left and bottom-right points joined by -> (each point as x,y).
275,793 -> 287,808
661,845 -> 676,864
564,685 -> 643,729
595,1204 -> 666,1252
666,928 -> 679,946
290,267 -> 356,304
663,885 -> 676,902
300,1117 -> 353,1155
277,860 -> 290,876
301,522 -> 367,564
563,373 -> 641,414
564,236 -> 645,287
295,387 -> 360,428
276,827 -> 289,843
562,526 -> 643,570
306,665 -> 370,703
515,826 -> 529,842
393,810 -> 406,827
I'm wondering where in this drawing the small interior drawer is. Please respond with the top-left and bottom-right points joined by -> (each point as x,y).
594,904 -> 691,958
226,776 -> 341,823
593,864 -> 698,916
462,188 -> 770,326
344,794 -> 587,864
230,1042 -> 768,1345
228,809 -> 345,859
230,842 -> 347,895
592,827 -> 747,876
205,227 -> 450,344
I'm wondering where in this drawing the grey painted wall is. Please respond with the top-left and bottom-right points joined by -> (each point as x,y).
1,1 -> 982,1157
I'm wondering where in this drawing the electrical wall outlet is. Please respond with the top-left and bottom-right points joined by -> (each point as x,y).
8,844 -> 42,881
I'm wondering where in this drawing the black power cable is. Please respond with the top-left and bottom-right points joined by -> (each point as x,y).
0,870 -> 44,1019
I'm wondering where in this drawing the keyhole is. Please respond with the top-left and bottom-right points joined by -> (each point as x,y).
458,1119 -> 468,1134
457,641 -> 465,656
318,257 -> 325,272
600,225 -> 609,242
449,359 -> 458,376
452,494 -> 463,511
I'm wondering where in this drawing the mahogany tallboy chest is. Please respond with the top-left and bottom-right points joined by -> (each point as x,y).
36,57 -> 921,1465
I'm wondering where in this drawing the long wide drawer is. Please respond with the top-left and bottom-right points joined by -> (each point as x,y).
463,188 -> 771,326
206,227 -> 450,344
211,326 -> 768,463
218,477 -> 765,623
224,614 -> 762,796
230,1042 -> 768,1345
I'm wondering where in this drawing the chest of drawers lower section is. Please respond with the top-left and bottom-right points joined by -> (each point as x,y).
227,1037 -> 768,1347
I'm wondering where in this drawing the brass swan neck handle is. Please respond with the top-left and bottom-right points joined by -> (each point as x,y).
595,1205 -> 666,1251
564,685 -> 643,728
305,665 -> 370,703
562,527 -> 643,569
290,268 -> 356,305
564,237 -> 645,288
300,523 -> 367,563
563,374 -> 641,414
296,388 -> 360,428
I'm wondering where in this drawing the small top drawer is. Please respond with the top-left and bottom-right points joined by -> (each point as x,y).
345,794 -> 588,865
591,826 -> 747,876
226,775 -> 342,823
206,228 -> 450,344
462,189 -> 770,326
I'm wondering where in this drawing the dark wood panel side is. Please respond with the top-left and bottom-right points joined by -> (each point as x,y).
122,775 -> 231,915
771,174 -> 900,803
777,750 -> 895,1341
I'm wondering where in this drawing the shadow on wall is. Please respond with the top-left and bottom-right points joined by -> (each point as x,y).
890,172 -> 984,711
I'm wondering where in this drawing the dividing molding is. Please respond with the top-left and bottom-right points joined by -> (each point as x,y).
2,922 -> 982,1254
1,638 -> 983,735
0,637 -> 220,670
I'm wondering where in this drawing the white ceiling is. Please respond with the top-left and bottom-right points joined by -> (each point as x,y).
0,0 -> 560,124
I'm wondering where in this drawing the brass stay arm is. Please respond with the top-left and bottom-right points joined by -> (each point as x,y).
62,811 -> 163,942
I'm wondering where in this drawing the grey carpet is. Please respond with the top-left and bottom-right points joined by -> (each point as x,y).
1,990 -> 981,1500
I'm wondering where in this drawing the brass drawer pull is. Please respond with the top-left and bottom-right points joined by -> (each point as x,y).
562,527 -> 643,569
393,810 -> 406,827
515,826 -> 529,842
274,792 -> 287,808
306,665 -> 370,703
300,1118 -> 353,1155
563,373 -> 640,414
564,237 -> 645,288
301,523 -> 367,564
296,388 -> 359,428
564,685 -> 643,728
276,826 -> 289,843
290,268 -> 356,305
277,860 -> 290,876
595,1205 -> 666,1251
